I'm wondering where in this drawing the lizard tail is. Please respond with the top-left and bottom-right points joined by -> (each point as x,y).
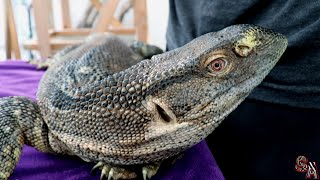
0,96 -> 52,179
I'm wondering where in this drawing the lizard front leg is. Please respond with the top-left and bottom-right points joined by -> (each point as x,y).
0,97 -> 53,179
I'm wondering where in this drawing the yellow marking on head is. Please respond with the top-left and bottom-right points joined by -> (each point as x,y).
234,30 -> 258,57
238,30 -> 258,47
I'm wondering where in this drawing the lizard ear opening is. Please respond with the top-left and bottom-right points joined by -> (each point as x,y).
233,44 -> 253,57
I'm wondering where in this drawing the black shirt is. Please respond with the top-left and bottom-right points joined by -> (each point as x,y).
166,0 -> 320,109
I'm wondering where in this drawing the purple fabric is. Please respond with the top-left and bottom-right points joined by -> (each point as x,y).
0,61 -> 224,180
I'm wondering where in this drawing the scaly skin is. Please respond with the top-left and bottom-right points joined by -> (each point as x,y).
0,24 -> 287,179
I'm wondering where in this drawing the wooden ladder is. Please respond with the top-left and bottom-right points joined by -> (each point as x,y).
3,0 -> 21,59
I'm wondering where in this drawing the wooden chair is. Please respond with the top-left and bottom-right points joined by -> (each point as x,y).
3,0 -> 21,59
23,0 -> 148,59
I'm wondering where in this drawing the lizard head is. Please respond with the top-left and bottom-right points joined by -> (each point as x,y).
134,24 -> 288,157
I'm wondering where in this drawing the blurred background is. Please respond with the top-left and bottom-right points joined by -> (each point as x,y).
0,0 -> 169,60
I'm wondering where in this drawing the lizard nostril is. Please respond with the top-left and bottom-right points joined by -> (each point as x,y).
155,104 -> 172,123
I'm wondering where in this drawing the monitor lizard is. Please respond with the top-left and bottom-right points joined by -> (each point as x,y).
0,24 -> 287,180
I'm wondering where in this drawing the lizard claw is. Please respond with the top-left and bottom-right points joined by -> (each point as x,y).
91,161 -> 161,180
91,161 -> 104,175
141,163 -> 161,180
100,165 -> 111,180
107,168 -> 114,180
142,168 -> 148,180
91,162 -> 137,180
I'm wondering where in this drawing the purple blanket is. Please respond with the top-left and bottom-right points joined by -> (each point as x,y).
0,61 -> 224,180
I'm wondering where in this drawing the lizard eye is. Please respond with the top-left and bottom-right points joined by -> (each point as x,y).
206,58 -> 228,75
210,59 -> 226,72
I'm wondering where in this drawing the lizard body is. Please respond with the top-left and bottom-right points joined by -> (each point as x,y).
0,25 -> 287,179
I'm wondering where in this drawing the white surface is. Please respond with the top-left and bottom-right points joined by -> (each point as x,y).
147,0 -> 169,50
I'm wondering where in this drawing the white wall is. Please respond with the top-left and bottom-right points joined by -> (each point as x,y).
147,0 -> 169,50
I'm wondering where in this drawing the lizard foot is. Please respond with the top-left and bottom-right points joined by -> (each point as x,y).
28,59 -> 50,69
90,161 -> 162,180
91,162 -> 137,180
130,41 -> 163,59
